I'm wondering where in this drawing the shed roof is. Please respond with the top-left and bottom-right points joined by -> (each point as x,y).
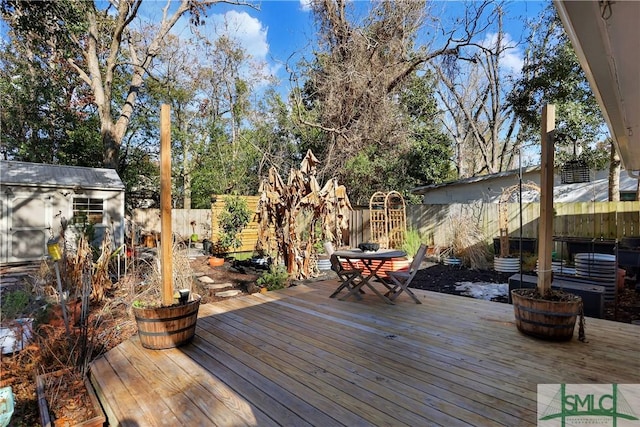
411,164 -> 638,203
411,166 -> 540,195
0,160 -> 125,191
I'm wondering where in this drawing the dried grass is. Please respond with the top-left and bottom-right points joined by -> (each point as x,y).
447,210 -> 490,270
129,242 -> 195,309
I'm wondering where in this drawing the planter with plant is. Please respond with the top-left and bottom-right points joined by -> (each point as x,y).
309,224 -> 331,271
131,241 -> 200,349
132,105 -> 201,350
315,243 -> 332,271
445,211 -> 489,269
190,220 -> 198,243
208,195 -> 251,267
0,290 -> 32,355
511,105 -> 584,342
401,227 -> 425,260
36,368 -> 106,427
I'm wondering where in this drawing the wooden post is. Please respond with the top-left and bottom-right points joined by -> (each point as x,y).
160,104 -> 173,306
537,104 -> 555,295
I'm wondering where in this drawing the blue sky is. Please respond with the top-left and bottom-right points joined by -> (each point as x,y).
1,1 -> 549,92
156,0 -> 549,93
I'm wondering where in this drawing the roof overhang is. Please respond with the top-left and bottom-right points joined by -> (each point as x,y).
554,0 -> 640,172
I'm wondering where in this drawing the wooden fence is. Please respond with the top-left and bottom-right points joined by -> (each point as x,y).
132,208 -> 211,242
132,195 -> 261,253
210,195 -> 261,253
133,201 -> 639,253
384,202 -> 640,251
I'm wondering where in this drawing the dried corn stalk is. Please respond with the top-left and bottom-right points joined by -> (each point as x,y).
256,150 -> 352,279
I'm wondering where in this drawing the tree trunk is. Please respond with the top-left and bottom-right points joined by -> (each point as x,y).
608,142 -> 621,202
102,123 -> 120,170
183,156 -> 192,209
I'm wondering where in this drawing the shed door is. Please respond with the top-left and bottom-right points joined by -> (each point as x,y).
3,195 -> 49,263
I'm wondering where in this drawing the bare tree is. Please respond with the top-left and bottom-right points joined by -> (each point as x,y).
434,6 -> 519,178
3,0 -> 256,169
292,0 -> 491,180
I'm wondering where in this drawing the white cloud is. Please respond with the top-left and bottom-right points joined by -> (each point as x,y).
299,0 -> 312,12
481,32 -> 523,74
205,11 -> 281,88
217,10 -> 270,60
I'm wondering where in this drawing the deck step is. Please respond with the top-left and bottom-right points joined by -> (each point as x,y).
205,283 -> 234,291
215,289 -> 242,298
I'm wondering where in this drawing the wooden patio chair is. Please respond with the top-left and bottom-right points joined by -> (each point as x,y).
386,243 -> 427,304
328,254 -> 365,299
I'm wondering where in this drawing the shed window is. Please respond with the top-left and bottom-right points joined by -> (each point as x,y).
620,191 -> 637,201
72,197 -> 104,224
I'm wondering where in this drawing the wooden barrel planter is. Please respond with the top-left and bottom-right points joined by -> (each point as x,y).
511,289 -> 582,341
133,294 -> 201,350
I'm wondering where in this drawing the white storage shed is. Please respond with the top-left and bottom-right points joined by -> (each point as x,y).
0,160 -> 125,264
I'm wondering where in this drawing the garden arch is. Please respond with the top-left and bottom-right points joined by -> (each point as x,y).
369,191 -> 406,249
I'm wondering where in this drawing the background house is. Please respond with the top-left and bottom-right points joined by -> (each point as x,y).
403,166 -> 640,251
0,160 -> 125,265
412,166 -> 638,204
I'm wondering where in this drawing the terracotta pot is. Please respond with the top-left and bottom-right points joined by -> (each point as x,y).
208,257 -> 224,267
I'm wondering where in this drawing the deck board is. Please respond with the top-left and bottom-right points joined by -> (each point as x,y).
216,293 -> 536,421
91,279 -> 640,426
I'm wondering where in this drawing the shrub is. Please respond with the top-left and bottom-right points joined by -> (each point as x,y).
1,289 -> 30,320
218,196 -> 251,252
401,227 -> 424,256
257,265 -> 289,291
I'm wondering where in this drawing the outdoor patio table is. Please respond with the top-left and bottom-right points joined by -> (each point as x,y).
333,248 -> 406,304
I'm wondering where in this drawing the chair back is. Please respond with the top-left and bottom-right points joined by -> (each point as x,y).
324,241 -> 335,256
330,254 -> 342,273
408,244 -> 428,274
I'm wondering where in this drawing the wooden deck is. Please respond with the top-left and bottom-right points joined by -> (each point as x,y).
90,280 -> 640,426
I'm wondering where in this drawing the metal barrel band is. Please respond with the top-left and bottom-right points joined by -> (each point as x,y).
138,324 -> 197,337
134,310 -> 196,323
514,315 -> 576,329
515,305 -> 579,317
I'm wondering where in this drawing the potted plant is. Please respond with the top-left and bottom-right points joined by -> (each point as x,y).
256,264 -> 289,292
131,104 -> 201,350
314,241 -> 332,271
0,290 -> 33,355
132,240 -> 201,350
36,368 -> 106,427
511,104 -> 583,342
189,220 -> 198,243
444,211 -> 489,269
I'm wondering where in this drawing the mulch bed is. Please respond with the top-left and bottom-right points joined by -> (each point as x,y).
408,263 -> 640,324
410,263 -> 513,297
